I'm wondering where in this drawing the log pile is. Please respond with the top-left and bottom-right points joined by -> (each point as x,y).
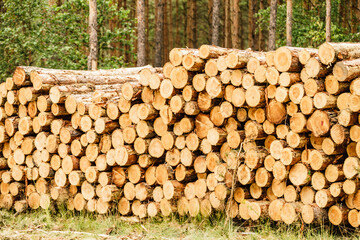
1,42 -> 360,227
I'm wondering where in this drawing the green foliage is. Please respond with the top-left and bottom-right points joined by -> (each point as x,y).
256,0 -> 359,49
96,0 -> 136,69
0,0 -> 49,79
0,0 -> 136,79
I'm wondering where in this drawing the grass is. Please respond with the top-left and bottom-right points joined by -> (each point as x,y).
0,208 -> 358,239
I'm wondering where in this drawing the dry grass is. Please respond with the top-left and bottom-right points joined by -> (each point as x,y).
0,209 -> 358,239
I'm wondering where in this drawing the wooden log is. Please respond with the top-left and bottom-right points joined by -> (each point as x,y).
265,67 -> 279,85
192,74 -> 207,92
230,87 -> 246,108
170,66 -> 194,89
244,147 -> 267,169
311,171 -> 329,191
348,209 -> 360,227
140,67 -> 161,86
322,137 -> 345,155
247,200 -> 269,221
309,149 -> 337,171
245,120 -> 266,140
337,110 -> 357,129
199,45 -> 231,59
280,148 -> 301,166
289,163 -> 310,186
275,86 -> 289,103
333,58 -> 360,82
237,164 -> 255,185
325,164 -> 345,183
301,204 -> 328,224
247,55 -> 266,73
205,152 -> 220,173
319,42 -> 360,65
266,100 -> 286,124
242,74 -> 255,90
206,77 -> 223,99
304,78 -> 325,97
266,51 -> 275,66
329,182 -> 344,198
182,86 -> 197,102
299,48 -> 318,65
254,65 -> 267,83
305,57 -> 331,78
313,92 -> 337,109
325,74 -> 350,95
281,202 -> 303,224
245,86 -> 265,107
343,180 -> 358,195
268,199 -> 285,221
117,96 -> 131,114
274,47 -> 303,72
336,92 -> 351,111
220,70 -> 232,84
300,186 -> 315,205
315,189 -> 335,208
226,50 -> 263,69
307,110 -> 336,137
229,70 -> 242,86
169,48 -> 198,66
163,62 -> 174,79
31,67 -> 147,88
160,198 -> 176,217
343,157 -> 360,179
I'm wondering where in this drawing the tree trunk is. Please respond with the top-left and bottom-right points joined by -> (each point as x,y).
239,1 -> 244,49
212,0 -> 220,46
268,0 -> 277,50
208,0 -> 213,43
258,0 -> 264,50
248,0 -> 255,49
169,0 -> 173,49
88,0 -> 98,70
286,0 -> 293,46
326,0 -> 331,42
155,0 -> 164,67
186,0 -> 197,48
145,0 -> 150,64
354,0 -> 360,38
137,0 -> 146,66
340,0 -> 348,30
175,0 -> 180,47
232,0 -> 239,48
163,0 -> 169,63
131,0 -> 137,63
224,0 -> 232,48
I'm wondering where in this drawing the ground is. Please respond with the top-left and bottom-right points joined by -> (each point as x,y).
0,209 -> 358,239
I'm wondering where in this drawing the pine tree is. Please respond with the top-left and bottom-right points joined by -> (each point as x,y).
268,0 -> 277,50
88,0 -> 98,70
286,0 -> 293,46
326,0 -> 331,42
155,0 -> 164,67
137,0 -> 146,66
212,0 -> 220,46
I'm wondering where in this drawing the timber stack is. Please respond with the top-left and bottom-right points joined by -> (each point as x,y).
1,42 -> 360,227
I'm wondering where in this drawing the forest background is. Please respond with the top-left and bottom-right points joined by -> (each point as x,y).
0,0 -> 359,79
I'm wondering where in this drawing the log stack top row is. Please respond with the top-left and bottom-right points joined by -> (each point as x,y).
1,42 -> 360,227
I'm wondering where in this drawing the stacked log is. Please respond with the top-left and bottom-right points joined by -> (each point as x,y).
1,42 -> 360,228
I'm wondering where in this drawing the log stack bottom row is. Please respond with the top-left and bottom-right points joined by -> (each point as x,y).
2,42 -> 360,227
